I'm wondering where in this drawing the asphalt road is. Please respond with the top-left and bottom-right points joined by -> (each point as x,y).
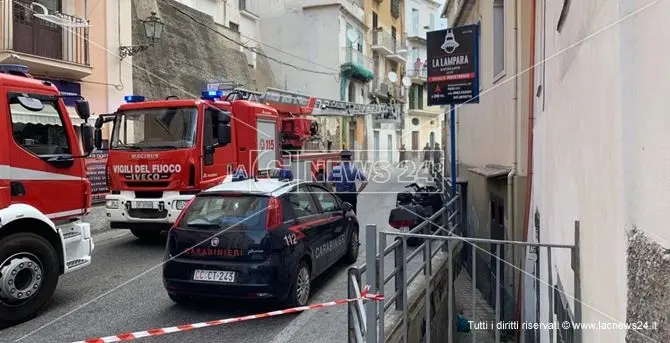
1,166 -> 438,343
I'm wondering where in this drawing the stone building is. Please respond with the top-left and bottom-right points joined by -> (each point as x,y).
130,0 -> 277,100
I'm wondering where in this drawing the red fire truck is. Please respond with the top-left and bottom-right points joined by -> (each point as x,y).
0,65 -> 95,327
94,88 -> 348,240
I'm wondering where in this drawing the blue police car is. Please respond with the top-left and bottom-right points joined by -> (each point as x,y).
162,170 -> 360,307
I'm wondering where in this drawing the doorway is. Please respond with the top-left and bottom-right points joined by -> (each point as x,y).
489,194 -> 507,318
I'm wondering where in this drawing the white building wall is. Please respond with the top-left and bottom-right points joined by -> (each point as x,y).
453,0 -> 518,171
620,0 -> 670,248
530,0 -> 641,342
405,0 -> 441,37
106,0 -> 133,114
257,4 -> 341,98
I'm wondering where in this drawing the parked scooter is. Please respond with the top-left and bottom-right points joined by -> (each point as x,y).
388,182 -> 445,246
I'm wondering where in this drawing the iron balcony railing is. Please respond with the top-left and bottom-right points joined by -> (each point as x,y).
372,30 -> 401,54
407,68 -> 427,79
1,0 -> 90,66
341,46 -> 373,71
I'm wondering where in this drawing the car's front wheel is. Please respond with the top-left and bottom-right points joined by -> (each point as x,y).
343,228 -> 359,264
286,260 -> 311,307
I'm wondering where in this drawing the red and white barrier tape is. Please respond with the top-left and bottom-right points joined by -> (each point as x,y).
72,286 -> 383,343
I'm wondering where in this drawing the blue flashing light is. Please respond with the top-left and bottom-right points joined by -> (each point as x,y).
201,90 -> 224,101
124,95 -> 145,103
278,169 -> 294,181
0,64 -> 30,76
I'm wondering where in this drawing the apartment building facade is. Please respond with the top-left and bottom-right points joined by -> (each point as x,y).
365,0 -> 407,164
254,0 -> 372,155
441,0 -> 533,324
525,0 -> 670,342
403,0 -> 442,160
0,0 -> 132,143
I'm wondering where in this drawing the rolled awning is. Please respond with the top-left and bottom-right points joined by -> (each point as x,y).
11,106 -> 95,126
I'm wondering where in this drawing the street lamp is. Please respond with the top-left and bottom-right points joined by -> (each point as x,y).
119,12 -> 164,60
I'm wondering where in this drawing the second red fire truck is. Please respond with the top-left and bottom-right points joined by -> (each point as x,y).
0,64 -> 95,327
94,88 -> 348,239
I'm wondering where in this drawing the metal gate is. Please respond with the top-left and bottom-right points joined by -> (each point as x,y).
348,174 -> 582,343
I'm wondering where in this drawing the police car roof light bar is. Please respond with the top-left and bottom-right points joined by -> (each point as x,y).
278,169 -> 293,181
268,168 -> 293,181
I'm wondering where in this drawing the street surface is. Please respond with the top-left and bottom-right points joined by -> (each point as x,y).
2,166 -> 437,343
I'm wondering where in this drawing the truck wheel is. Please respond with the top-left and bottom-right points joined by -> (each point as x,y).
130,229 -> 161,241
0,233 -> 59,328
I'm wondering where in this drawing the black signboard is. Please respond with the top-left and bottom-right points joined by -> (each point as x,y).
427,25 -> 480,105
86,150 -> 109,203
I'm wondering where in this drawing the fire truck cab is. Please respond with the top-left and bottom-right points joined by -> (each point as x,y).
0,64 -> 95,327
95,91 -> 282,240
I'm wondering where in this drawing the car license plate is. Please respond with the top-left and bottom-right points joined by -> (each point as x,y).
133,201 -> 155,209
193,270 -> 236,283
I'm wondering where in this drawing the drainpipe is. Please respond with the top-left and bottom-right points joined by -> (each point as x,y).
507,0 -> 519,331
507,0 -> 519,249
515,0 -> 537,341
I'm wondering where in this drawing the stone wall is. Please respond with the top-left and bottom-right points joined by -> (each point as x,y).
130,0 -> 276,99
626,228 -> 670,343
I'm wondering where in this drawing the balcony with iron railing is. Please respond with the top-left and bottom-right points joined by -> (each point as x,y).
340,46 -> 374,82
407,68 -> 427,83
372,29 -> 406,63
0,0 -> 92,79
371,29 -> 394,56
372,79 -> 406,102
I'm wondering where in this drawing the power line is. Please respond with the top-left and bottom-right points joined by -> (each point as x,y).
162,1 -> 338,76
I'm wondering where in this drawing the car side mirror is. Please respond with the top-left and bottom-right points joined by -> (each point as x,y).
81,124 -> 94,154
341,201 -> 353,213
94,128 -> 103,150
217,111 -> 231,124
94,115 -> 104,129
74,100 -> 91,121
204,145 -> 215,165
216,124 -> 231,146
